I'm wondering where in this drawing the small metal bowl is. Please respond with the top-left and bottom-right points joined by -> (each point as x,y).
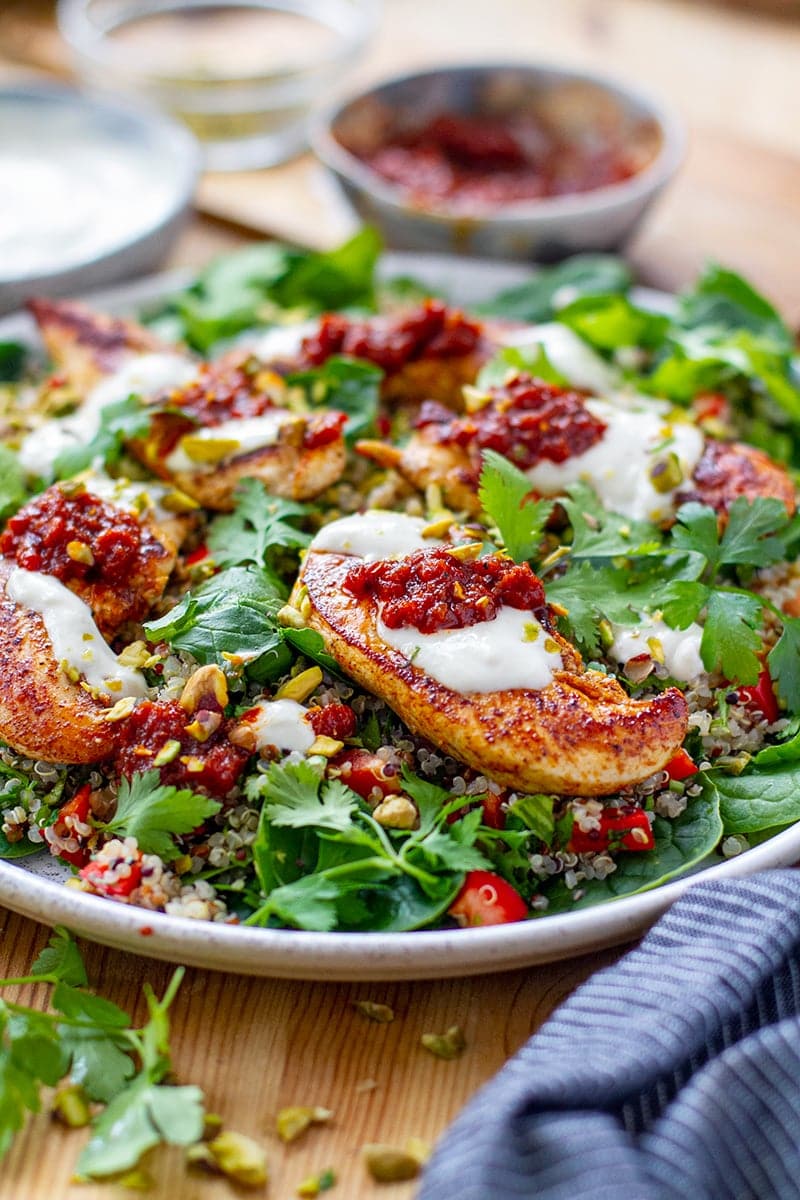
311,63 -> 684,261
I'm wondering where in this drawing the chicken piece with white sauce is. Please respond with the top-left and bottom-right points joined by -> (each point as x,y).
293,512 -> 689,797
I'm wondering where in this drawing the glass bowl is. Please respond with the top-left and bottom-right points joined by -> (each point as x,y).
58,0 -> 382,171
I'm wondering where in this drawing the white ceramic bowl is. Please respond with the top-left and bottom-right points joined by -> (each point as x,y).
311,62 -> 685,261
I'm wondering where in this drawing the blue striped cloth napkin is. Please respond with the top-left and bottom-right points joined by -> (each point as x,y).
419,871 -> 800,1200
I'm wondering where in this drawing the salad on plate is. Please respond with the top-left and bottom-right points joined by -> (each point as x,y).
1,230 -> 800,935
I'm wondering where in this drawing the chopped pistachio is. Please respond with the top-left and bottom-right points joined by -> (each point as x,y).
598,619 -> 615,650
186,1142 -> 216,1171
405,1137 -> 431,1165
276,1105 -> 332,1144
646,636 -> 665,664
543,638 -> 560,655
277,604 -> 307,629
102,696 -> 136,722
422,515 -> 455,539
297,1167 -> 336,1196
522,622 -> 540,643
352,999 -> 395,1024
277,666 -> 323,704
372,796 -> 417,830
117,640 -> 151,669
649,451 -> 684,493
173,853 -> 193,875
180,434 -> 241,464
153,739 -> 182,767
180,664 -> 229,714
202,1112 -> 224,1140
118,1169 -> 154,1191
445,541 -> 483,562
308,736 -> 344,758
420,1024 -> 466,1060
184,711 -> 223,742
160,487 -> 199,513
363,1144 -> 422,1184
206,1131 -> 269,1187
299,593 -> 313,620
51,1085 -> 90,1128
66,539 -> 94,565
462,384 -> 492,413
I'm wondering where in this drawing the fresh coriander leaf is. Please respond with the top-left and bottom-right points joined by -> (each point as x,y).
31,927 -> 87,986
476,344 -> 569,389
557,293 -> 669,353
99,771 -> 221,860
399,769 -> 452,836
0,1004 -> 67,1156
507,794 -> 555,843
77,1077 -> 204,1178
670,502 -> 721,577
52,983 -> 129,1028
207,478 -> 310,568
287,355 -> 382,442
700,591 -> 763,684
561,481 -> 662,558
412,813 -> 491,876
60,1026 -> 135,1104
0,446 -> 29,521
477,255 -> 632,322
717,495 -> 790,568
768,616 -> 800,715
478,449 -> 553,562
53,395 -> 150,479
260,762 -> 359,833
679,263 -> 792,349
660,580 -> 709,629
144,565 -> 293,682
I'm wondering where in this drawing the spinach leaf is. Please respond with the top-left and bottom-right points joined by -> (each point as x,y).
144,565 -> 292,682
679,263 -> 793,349
477,255 -> 632,322
703,760 -> 800,834
557,293 -> 669,353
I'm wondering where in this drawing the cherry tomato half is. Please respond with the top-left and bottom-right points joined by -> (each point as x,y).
449,870 -> 528,927
739,667 -> 779,725
665,748 -> 698,781
569,807 -> 655,855
329,749 -> 402,802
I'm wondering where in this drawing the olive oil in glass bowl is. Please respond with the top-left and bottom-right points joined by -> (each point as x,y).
58,0 -> 381,170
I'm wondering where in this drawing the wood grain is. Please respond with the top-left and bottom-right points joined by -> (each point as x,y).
0,908 -> 622,1198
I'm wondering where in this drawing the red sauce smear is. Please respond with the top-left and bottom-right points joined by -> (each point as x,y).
163,359 -> 278,426
303,409 -> 348,450
416,374 -> 607,470
0,486 -> 160,588
115,700 -> 250,797
299,300 -> 482,374
344,547 -> 547,634
361,111 -> 641,212
308,702 -> 358,740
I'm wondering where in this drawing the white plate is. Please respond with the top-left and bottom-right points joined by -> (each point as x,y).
0,252 -> 795,981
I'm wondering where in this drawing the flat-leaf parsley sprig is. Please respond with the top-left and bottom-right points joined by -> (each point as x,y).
0,927 -> 204,1178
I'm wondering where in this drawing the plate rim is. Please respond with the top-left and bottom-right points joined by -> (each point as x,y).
0,250 -> 789,980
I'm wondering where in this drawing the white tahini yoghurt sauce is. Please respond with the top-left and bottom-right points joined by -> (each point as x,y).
164,410 -> 298,474
7,568 -> 147,699
77,471 -> 175,523
524,399 -> 705,523
244,698 -> 315,753
498,322 -> 619,396
608,617 -> 705,683
19,354 -> 196,478
310,511 -> 441,561
240,320 -> 319,362
377,606 -> 563,695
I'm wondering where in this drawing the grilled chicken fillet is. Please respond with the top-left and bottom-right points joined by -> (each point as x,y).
297,548 -> 689,797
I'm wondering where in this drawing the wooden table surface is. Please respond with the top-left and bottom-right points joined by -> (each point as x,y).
1,2 -> 800,1197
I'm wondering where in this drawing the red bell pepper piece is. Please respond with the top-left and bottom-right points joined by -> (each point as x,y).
739,667 -> 779,725
665,748 -> 698,781
569,807 -> 655,855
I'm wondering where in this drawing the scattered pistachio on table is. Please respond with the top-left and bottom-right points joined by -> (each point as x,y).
352,999 -> 395,1023
363,1140 -> 428,1183
420,1024 -> 467,1060
187,1130 -> 269,1188
277,1105 -> 333,1143
297,1167 -> 337,1196
51,1084 -> 91,1128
